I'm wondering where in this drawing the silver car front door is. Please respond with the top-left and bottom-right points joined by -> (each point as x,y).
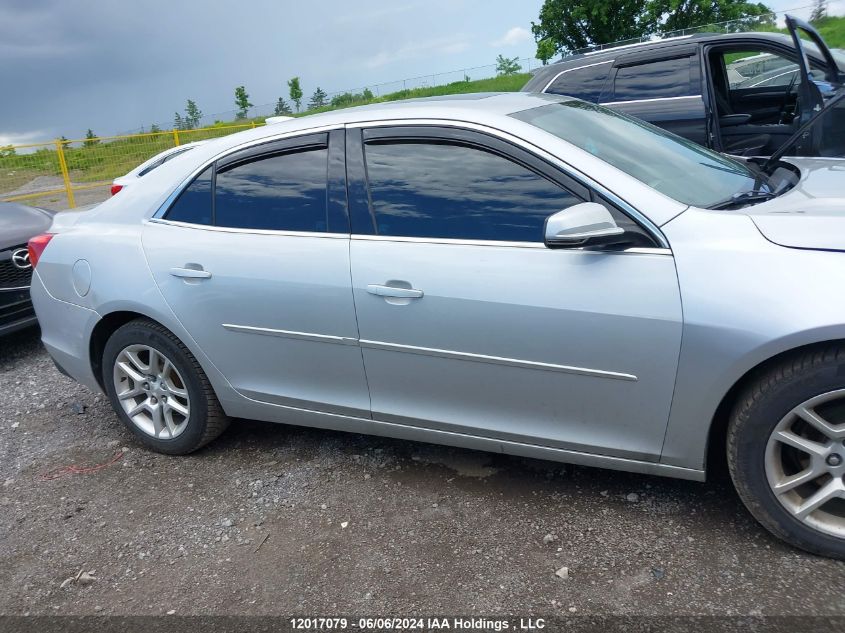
142,131 -> 370,417
346,126 -> 683,462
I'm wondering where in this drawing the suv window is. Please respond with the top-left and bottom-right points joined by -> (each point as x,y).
546,62 -> 612,103
363,141 -> 582,242
165,165 -> 213,225
610,56 -> 693,102
215,148 -> 328,232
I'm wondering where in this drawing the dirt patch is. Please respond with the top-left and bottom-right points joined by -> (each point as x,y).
1,328 -> 844,616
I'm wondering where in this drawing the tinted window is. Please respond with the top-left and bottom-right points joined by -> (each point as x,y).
215,148 -> 328,232
547,62 -> 611,103
364,142 -> 581,242
611,57 -> 693,101
165,165 -> 212,225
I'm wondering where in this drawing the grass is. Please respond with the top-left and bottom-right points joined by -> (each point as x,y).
803,15 -> 845,48
292,73 -> 531,117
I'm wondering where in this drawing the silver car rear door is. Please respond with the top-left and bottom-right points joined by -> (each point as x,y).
142,130 -> 371,418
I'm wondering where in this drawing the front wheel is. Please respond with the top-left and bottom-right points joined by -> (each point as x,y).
102,318 -> 230,454
728,346 -> 845,560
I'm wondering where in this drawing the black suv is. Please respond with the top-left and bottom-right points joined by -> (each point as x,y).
523,16 -> 844,156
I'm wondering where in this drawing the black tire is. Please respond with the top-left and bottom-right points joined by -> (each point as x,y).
727,345 -> 845,560
102,318 -> 230,454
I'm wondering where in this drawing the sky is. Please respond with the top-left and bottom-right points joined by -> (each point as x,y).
0,0 -> 839,146
0,0 -> 544,144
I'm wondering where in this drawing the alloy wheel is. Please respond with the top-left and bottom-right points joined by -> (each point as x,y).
765,389 -> 845,538
112,344 -> 191,439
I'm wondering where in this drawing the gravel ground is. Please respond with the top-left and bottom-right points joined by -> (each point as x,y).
1,327 -> 844,618
2,176 -> 110,211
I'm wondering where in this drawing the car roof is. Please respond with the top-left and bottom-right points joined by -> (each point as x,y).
555,31 -> 795,65
523,31 -> 810,91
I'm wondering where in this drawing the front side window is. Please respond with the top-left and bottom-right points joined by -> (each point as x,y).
215,148 -> 328,232
546,62 -> 612,103
364,141 -> 581,242
610,57 -> 693,101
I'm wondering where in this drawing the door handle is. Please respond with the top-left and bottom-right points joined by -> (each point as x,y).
169,267 -> 212,279
366,284 -> 423,299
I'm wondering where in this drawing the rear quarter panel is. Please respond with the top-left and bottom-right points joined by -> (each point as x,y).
34,216 -> 241,408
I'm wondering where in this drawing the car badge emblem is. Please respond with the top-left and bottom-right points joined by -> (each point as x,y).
11,248 -> 31,270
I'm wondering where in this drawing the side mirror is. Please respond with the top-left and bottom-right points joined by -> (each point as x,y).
544,202 -> 626,249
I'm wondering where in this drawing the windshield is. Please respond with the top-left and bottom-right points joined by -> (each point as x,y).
511,101 -> 761,208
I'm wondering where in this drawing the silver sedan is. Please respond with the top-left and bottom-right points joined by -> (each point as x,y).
29,93 -> 845,559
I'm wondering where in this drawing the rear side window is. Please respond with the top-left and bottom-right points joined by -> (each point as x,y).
610,57 -> 693,101
364,141 -> 581,242
545,62 -> 612,103
165,166 -> 212,225
215,148 -> 328,232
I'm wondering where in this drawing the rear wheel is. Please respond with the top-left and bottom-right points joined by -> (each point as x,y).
102,318 -> 229,454
728,346 -> 845,559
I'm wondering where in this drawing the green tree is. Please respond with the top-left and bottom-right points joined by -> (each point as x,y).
173,112 -> 184,130
362,87 -> 374,101
0,145 -> 16,157
495,54 -> 522,76
330,92 -> 354,107
532,0 -> 654,56
185,99 -> 203,129
274,97 -> 293,115
647,0 -> 773,35
532,0 -> 772,57
810,0 -> 827,23
234,86 -> 253,119
308,87 -> 328,109
536,38 -> 557,65
288,77 -> 303,112
83,129 -> 98,148
150,123 -> 161,133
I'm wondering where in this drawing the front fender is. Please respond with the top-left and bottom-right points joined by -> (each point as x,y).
660,209 -> 845,470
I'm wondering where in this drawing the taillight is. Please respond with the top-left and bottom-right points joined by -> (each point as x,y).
110,183 -> 123,196
27,233 -> 54,268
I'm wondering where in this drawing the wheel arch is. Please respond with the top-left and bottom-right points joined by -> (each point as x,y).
705,338 -> 845,476
89,310 -> 160,391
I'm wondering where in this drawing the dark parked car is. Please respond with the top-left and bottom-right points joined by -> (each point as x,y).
0,202 -> 54,335
524,16 -> 844,156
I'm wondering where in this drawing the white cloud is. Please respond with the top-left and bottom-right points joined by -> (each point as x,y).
365,36 -> 471,69
0,130 -> 50,147
491,26 -> 531,48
